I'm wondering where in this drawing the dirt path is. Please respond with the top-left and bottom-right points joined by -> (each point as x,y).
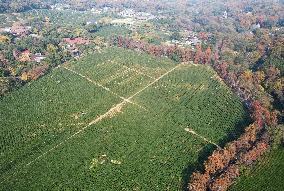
184,128 -> 221,149
1,64 -> 181,184
120,65 -> 155,79
128,64 -> 181,99
99,67 -> 129,85
61,66 -> 146,110
25,101 -> 127,167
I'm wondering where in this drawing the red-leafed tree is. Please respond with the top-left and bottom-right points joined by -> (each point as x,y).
194,44 -> 203,64
209,165 -> 240,191
27,64 -> 49,80
216,61 -> 228,79
188,172 -> 210,191
204,46 -> 212,64
199,32 -> 209,40
238,141 -> 268,165
270,110 -> 278,126
117,36 -> 124,47
251,100 -> 265,128
250,100 -> 277,129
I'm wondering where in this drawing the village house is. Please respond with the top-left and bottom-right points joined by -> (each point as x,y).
86,19 -> 97,26
0,27 -> 11,33
111,18 -> 135,27
223,11 -> 228,19
135,12 -> 155,21
91,8 -> 103,14
61,38 -> 89,59
68,45 -> 80,59
186,36 -> 202,46
252,23 -> 261,30
102,7 -> 112,13
50,3 -> 70,11
13,50 -> 46,63
118,9 -> 156,21
183,30 -> 202,46
119,9 -> 135,18
32,53 -> 46,63
29,33 -> 42,38
60,43 -> 80,59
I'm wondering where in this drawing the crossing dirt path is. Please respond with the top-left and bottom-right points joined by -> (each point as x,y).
62,66 -> 146,110
23,64 -> 181,168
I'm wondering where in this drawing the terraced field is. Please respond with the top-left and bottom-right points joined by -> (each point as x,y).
0,48 -> 249,190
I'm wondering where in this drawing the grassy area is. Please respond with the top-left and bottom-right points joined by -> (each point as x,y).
230,146 -> 284,191
0,48 -> 249,190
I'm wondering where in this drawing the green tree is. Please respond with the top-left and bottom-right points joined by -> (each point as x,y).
170,31 -> 181,41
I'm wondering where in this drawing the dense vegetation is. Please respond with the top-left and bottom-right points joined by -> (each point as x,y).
0,0 -> 283,190
0,0 -> 51,13
230,145 -> 284,191
0,48 -> 248,190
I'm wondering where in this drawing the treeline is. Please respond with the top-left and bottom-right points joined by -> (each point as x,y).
110,36 -> 281,190
189,121 -> 270,191
188,40 -> 281,190
188,97 -> 278,190
189,59 -> 279,190
0,0 -> 51,13
111,36 -> 195,62
0,0 -> 171,13
44,0 -> 179,12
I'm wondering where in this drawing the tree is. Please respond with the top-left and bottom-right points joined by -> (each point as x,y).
170,31 -> 181,41
254,71 -> 265,84
189,172 -> 210,191
0,77 -> 10,96
20,72 -> 28,81
86,24 -> 100,33
194,44 -> 203,64
204,46 -> 212,64
27,64 -> 49,80
0,35 -> 10,43
209,165 -> 240,191
215,61 -> 228,79
47,44 -> 58,54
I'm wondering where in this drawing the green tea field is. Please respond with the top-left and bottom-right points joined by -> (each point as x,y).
0,48 -> 249,190
230,146 -> 284,191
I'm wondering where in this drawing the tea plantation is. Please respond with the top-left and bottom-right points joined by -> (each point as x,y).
230,146 -> 284,191
0,48 -> 249,190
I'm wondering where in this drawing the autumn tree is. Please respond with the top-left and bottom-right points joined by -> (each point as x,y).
194,44 -> 203,64
204,46 -> 212,64
188,172 -> 210,191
